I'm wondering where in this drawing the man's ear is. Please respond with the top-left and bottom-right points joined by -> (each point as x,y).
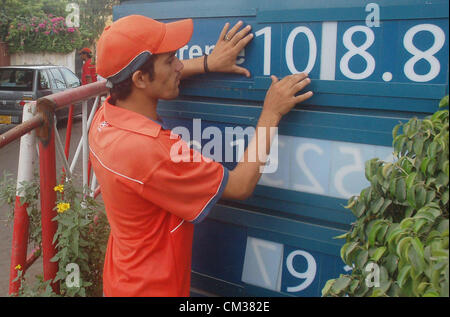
131,70 -> 147,89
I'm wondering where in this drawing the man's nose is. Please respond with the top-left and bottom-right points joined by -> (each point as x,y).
176,57 -> 184,72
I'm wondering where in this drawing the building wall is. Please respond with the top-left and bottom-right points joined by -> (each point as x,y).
10,51 -> 76,73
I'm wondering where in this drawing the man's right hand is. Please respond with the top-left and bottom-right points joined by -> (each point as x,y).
262,73 -> 313,121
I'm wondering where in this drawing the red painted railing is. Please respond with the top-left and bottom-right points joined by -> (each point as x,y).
0,81 -> 107,295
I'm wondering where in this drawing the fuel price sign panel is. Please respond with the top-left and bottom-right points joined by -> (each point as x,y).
114,0 -> 449,297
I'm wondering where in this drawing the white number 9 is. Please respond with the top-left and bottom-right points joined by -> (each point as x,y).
286,250 -> 317,293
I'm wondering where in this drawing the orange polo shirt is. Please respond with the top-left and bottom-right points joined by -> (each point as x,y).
88,97 -> 229,297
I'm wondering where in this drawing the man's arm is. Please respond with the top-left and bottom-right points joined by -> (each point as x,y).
222,74 -> 313,200
180,21 -> 253,79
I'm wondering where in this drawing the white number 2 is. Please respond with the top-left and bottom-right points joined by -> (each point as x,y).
293,143 -> 325,194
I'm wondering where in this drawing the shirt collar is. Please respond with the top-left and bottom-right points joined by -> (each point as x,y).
103,97 -> 165,137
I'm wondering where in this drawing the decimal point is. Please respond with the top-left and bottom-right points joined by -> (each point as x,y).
382,72 -> 393,82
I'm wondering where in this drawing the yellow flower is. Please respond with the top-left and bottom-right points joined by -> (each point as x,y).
15,264 -> 22,270
57,202 -> 70,213
54,184 -> 64,193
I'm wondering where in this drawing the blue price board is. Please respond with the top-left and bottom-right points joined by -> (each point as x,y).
114,0 -> 449,297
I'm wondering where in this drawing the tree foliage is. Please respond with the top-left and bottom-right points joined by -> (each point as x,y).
322,96 -> 449,297
0,0 -> 119,52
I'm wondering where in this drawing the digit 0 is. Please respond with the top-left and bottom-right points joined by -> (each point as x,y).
403,24 -> 445,83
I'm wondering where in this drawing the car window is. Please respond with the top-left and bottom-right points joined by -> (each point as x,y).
48,68 -> 67,89
59,67 -> 81,88
0,69 -> 34,91
38,70 -> 51,90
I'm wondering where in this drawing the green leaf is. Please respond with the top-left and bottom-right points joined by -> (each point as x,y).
406,172 -> 417,189
353,201 -> 366,218
407,184 -> 416,207
371,197 -> 385,215
321,279 -> 335,296
334,232 -> 349,240
356,249 -> 369,268
398,264 -> 412,288
384,254 -> 399,274
396,177 -> 406,201
408,242 -> 426,274
413,219 -> 427,233
415,207 -> 441,222
413,137 -> 424,156
420,157 -> 430,175
331,275 -> 352,294
371,246 -> 387,262
439,95 -> 449,108
415,186 -> 427,209
368,221 -> 384,246
397,236 -> 412,260
343,242 -> 360,266
392,123 -> 401,140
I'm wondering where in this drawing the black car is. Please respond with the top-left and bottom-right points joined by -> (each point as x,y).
0,65 -> 82,125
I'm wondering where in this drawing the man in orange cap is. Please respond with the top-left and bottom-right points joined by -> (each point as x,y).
90,15 -> 312,297
79,47 -> 97,85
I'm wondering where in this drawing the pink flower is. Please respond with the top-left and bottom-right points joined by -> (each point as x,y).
44,31 -> 50,35
67,27 -> 75,33
51,18 -> 59,23
38,23 -> 45,28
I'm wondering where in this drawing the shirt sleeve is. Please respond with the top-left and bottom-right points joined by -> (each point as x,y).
140,150 -> 229,223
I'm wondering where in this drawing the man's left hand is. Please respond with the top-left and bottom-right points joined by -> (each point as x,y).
207,21 -> 254,77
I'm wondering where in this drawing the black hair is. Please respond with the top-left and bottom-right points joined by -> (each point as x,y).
109,55 -> 156,105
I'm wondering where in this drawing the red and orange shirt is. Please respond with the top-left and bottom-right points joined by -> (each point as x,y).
81,58 -> 98,85
88,98 -> 229,296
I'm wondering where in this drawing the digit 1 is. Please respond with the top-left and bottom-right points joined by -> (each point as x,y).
320,22 -> 338,80
255,26 -> 272,76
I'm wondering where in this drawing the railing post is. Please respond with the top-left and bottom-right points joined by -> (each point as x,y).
36,98 -> 59,294
9,101 -> 37,295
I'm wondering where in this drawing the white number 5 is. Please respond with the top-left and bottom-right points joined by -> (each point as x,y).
334,146 -> 364,198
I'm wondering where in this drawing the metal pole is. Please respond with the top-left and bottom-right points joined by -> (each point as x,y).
82,100 -> 88,192
64,105 -> 74,160
36,98 -> 59,294
8,101 -> 37,295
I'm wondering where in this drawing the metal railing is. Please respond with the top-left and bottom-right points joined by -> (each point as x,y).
0,81 -> 108,295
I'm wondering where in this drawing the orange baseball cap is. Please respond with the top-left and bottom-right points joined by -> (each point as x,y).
96,15 -> 193,87
79,47 -> 92,54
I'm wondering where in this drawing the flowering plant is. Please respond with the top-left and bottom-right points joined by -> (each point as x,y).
6,14 -> 83,54
1,173 -> 109,297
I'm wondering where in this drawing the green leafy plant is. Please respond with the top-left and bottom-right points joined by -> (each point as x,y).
1,174 -> 109,297
322,96 -> 449,297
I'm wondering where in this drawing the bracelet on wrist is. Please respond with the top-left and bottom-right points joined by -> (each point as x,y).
203,53 -> 210,73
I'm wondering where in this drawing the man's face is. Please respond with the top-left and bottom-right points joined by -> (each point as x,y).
145,52 -> 184,100
80,52 -> 88,61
